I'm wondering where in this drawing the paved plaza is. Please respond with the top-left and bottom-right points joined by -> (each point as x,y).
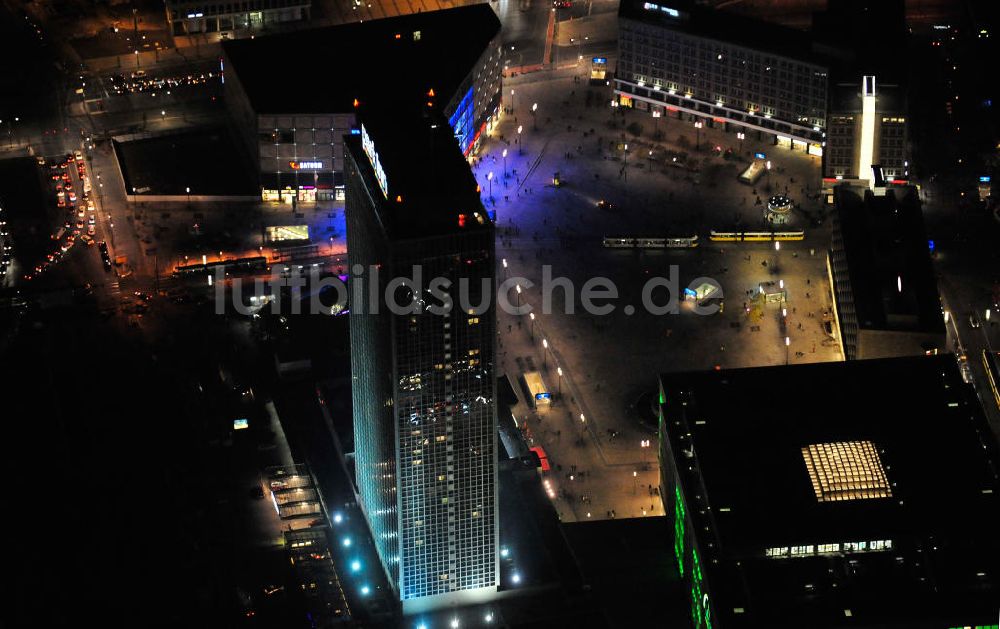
480,66 -> 843,522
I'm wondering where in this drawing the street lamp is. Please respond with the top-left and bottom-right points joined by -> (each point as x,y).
648,149 -> 653,172
556,366 -> 563,396
531,103 -> 538,130
542,338 -> 549,368
579,413 -> 586,423
785,336 -> 791,365
502,149 -> 508,178
186,186 -> 191,205
529,311 -> 535,339
510,88 -> 515,115
502,257 -> 508,280
694,120 -> 703,150
515,283 -> 522,308
517,125 -> 523,155
487,171 -> 494,200
737,131 -> 745,154
623,143 -> 628,183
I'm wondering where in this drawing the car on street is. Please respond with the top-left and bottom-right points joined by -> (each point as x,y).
969,313 -> 981,329
98,241 -> 112,271
597,199 -> 614,211
553,0 -> 571,7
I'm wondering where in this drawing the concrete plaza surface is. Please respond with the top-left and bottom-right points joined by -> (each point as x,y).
480,65 -> 842,522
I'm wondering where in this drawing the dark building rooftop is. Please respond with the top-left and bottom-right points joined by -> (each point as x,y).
829,79 -> 906,114
618,0 -> 833,66
813,0 -> 908,79
221,4 -> 501,114
659,355 -> 1000,627
346,105 -> 490,241
833,184 -> 943,335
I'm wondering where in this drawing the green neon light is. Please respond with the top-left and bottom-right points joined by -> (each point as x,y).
691,579 -> 701,629
689,542 -> 714,629
674,485 -> 686,577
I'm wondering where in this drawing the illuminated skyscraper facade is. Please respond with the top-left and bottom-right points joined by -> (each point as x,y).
346,108 -> 498,614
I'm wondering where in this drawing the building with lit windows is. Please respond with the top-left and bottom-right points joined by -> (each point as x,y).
827,182 -> 944,360
345,104 -> 498,614
165,0 -> 310,39
658,355 -> 1000,629
616,0 -> 829,155
824,77 -> 909,181
221,4 -> 502,204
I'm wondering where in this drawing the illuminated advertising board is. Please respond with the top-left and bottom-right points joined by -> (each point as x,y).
289,161 -> 323,170
643,2 -> 679,17
361,124 -> 389,199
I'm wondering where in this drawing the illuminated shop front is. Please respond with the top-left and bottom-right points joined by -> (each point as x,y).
261,167 -> 342,203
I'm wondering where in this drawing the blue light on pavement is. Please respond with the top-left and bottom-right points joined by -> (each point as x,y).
351,560 -> 361,572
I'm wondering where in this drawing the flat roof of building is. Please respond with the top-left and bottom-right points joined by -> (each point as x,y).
113,128 -> 257,196
834,183 -> 944,334
346,106 -> 491,240
618,0 -> 831,67
659,355 -> 1000,627
829,79 -> 906,114
222,5 -> 501,114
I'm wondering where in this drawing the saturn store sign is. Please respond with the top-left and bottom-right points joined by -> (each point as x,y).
289,160 -> 324,170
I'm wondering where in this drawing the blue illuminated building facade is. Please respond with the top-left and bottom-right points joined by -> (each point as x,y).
346,107 -> 499,615
449,87 -> 477,156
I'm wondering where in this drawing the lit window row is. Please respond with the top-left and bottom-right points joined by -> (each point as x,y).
765,539 -> 893,557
